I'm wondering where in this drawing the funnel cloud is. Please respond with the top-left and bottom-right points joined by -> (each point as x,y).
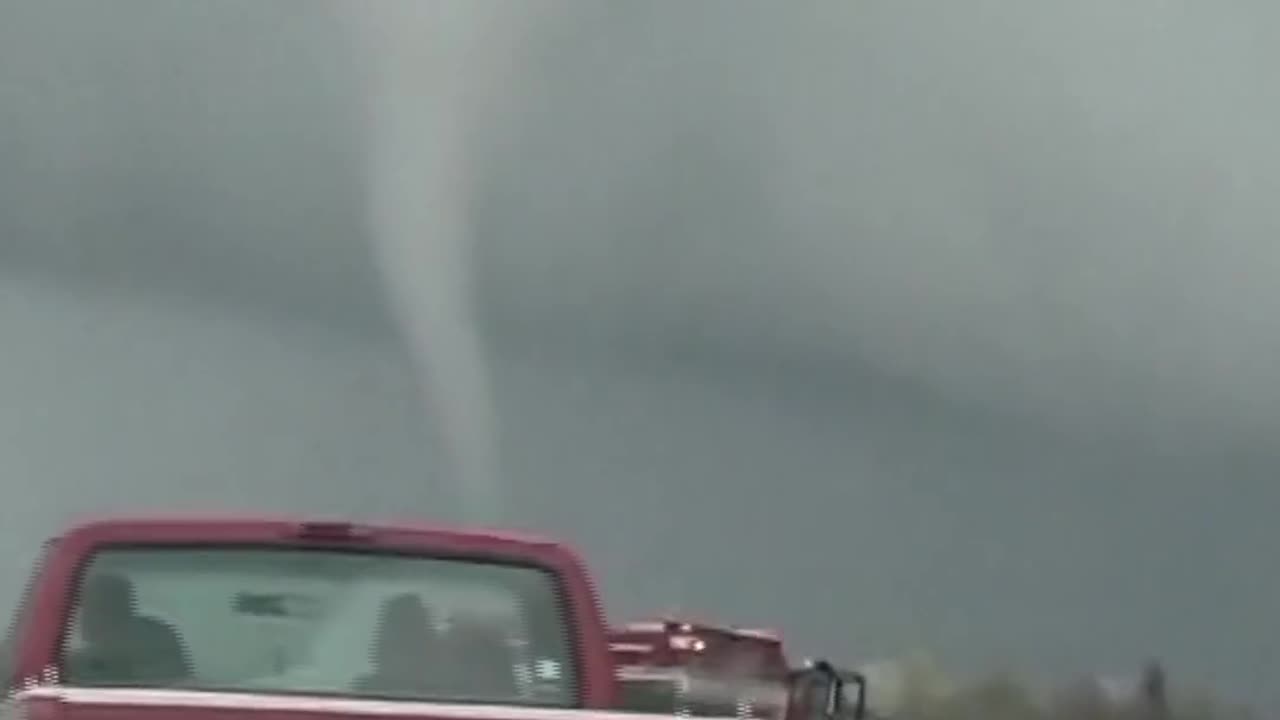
339,1 -> 529,524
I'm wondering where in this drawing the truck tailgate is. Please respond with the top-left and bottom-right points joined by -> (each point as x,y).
14,688 -> 705,720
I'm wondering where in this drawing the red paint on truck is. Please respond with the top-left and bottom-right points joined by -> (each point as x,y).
1,516 -> 619,720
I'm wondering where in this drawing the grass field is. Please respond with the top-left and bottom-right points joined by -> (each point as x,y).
860,656 -> 1257,720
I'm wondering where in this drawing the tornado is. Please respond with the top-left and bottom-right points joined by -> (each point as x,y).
339,1 -> 524,524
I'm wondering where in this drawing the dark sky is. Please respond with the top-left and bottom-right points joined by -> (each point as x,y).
2,0 -> 1279,707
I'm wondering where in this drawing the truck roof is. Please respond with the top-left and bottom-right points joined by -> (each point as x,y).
614,617 -> 783,644
55,515 -> 575,555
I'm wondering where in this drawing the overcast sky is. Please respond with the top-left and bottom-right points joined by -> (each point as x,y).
2,0 -> 1279,707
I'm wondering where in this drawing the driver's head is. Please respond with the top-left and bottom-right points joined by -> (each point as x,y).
80,573 -> 137,643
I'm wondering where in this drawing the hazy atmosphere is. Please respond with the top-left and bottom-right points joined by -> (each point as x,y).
2,0 -> 1279,709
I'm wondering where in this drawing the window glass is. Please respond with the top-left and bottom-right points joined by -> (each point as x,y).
60,546 -> 576,706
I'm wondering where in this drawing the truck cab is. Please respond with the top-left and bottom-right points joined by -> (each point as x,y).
0,517 -> 618,720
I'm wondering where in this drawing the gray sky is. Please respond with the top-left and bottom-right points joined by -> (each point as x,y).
2,0 -> 1279,707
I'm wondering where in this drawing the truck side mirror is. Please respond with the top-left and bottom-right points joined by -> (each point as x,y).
841,671 -> 867,720
805,660 -> 867,720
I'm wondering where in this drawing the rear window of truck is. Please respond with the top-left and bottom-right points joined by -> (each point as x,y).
58,546 -> 577,707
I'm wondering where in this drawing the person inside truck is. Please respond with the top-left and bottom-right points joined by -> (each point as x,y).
353,592 -> 448,698
66,573 -> 191,686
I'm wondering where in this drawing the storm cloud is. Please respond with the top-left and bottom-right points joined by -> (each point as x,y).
471,1 -> 1280,450
2,0 -> 1279,706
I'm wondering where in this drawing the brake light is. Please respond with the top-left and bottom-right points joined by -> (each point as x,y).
293,521 -> 372,541
669,635 -> 706,652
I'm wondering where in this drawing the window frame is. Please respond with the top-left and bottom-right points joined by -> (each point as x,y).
1,539 -> 58,693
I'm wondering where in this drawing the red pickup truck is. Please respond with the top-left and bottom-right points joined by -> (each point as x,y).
0,517 -> 856,720
608,618 -> 864,720
0,517 -> 615,719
